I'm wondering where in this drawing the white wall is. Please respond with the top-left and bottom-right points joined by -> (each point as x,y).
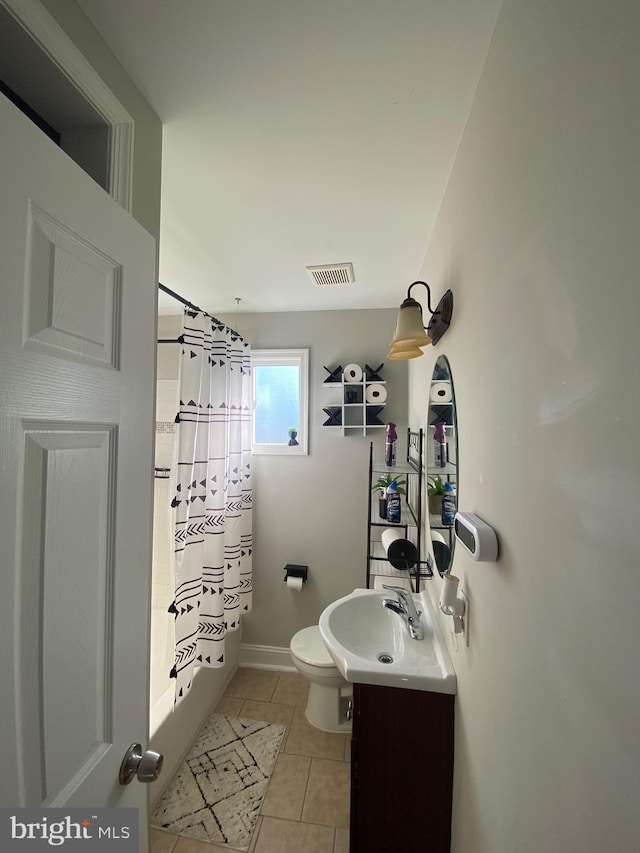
224,308 -> 408,650
162,308 -> 408,650
409,1 -> 640,851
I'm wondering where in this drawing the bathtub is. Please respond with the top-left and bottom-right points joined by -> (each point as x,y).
148,610 -> 241,807
150,604 -> 175,736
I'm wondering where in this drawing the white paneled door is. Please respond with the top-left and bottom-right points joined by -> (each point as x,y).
0,91 -> 157,834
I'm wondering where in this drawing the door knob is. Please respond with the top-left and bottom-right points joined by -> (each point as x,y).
119,743 -> 164,785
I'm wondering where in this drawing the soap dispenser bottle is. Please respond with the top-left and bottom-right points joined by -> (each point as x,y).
434,421 -> 447,468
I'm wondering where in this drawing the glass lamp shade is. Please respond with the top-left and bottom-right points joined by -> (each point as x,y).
390,298 -> 432,348
386,344 -> 424,360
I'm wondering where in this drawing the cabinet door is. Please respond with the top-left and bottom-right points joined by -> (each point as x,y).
351,683 -> 455,853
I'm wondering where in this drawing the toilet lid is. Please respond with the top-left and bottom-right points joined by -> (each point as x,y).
291,626 -> 335,668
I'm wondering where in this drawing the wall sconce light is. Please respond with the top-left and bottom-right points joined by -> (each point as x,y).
387,281 -> 453,360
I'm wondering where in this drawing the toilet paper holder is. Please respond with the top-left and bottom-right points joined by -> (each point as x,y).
283,564 -> 308,584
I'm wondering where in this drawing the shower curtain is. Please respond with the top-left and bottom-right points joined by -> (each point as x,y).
169,309 -> 252,704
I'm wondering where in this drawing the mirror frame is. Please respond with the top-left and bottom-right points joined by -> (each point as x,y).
427,354 -> 458,576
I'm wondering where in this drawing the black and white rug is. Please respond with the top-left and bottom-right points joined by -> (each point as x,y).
151,713 -> 285,850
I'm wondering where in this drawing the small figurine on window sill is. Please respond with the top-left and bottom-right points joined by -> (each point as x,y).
287,427 -> 299,446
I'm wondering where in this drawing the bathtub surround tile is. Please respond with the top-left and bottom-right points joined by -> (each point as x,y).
260,753 -> 311,820
284,718 -> 348,761
301,759 -> 350,829
253,817 -> 335,853
152,583 -> 171,609
271,672 -> 309,707
225,668 -> 280,702
240,699 -> 295,728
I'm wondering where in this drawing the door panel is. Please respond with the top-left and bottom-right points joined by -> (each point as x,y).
26,203 -> 121,367
0,90 -> 156,826
20,426 -> 115,804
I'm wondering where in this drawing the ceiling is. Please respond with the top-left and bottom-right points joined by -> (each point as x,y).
76,0 -> 503,315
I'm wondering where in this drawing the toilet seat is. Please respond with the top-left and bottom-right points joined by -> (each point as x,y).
290,626 -> 335,668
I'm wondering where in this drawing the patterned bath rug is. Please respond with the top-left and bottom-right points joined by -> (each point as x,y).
151,713 -> 285,850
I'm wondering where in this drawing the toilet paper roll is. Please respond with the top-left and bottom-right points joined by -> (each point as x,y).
286,575 -> 304,592
381,528 -> 418,570
430,381 -> 452,403
343,363 -> 363,383
432,540 -> 452,574
365,383 -> 387,404
381,527 -> 403,549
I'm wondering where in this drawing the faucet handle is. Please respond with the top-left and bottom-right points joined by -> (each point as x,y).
382,585 -> 422,618
382,584 -> 411,600
381,585 -> 425,640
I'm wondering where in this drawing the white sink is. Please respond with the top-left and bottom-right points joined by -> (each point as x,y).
318,587 -> 456,694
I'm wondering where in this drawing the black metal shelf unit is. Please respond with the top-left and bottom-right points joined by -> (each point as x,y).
366,428 -> 431,592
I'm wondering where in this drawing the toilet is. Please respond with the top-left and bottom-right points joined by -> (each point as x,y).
290,625 -> 352,733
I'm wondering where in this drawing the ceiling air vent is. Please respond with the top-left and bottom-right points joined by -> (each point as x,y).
306,262 -> 355,287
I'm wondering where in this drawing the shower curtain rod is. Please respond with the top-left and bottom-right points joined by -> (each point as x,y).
157,282 -> 241,343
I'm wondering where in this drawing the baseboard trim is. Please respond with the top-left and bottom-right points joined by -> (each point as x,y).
239,643 -> 296,671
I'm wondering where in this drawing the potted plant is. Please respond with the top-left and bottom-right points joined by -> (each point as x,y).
287,427 -> 299,446
427,475 -> 447,516
372,473 -> 406,519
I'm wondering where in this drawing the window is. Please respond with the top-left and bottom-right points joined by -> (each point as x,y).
251,349 -> 308,455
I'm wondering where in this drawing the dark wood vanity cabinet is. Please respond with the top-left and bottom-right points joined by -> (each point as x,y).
350,683 -> 455,853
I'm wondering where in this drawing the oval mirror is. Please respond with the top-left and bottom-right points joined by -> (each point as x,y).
427,355 -> 458,576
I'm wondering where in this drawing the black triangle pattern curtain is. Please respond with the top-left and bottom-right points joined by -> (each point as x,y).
169,309 -> 252,704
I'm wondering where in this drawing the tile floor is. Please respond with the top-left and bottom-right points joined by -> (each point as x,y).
150,668 -> 350,853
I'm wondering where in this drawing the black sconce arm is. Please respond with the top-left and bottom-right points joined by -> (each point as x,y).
406,280 -> 435,315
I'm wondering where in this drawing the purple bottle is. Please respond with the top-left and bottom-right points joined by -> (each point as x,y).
385,422 -> 397,467
434,421 -> 447,467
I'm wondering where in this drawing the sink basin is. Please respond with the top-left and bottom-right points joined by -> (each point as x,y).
318,588 -> 456,694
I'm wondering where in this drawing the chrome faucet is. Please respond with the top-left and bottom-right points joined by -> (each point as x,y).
381,585 -> 424,640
